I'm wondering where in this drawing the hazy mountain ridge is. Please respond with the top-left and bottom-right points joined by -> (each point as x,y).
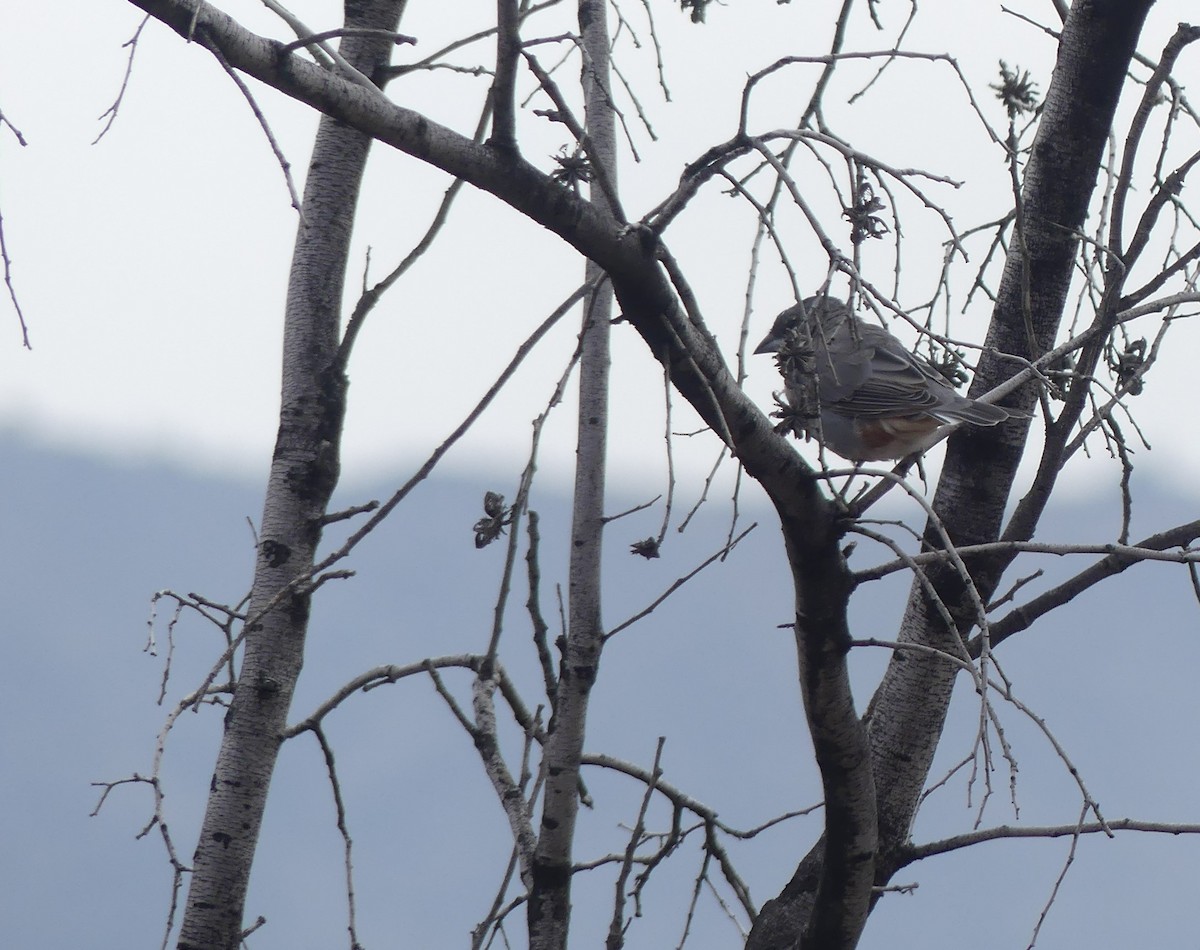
2,433 -> 1195,949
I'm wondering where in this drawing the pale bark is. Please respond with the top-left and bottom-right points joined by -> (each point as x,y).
528,3 -> 617,945
176,4 -> 405,948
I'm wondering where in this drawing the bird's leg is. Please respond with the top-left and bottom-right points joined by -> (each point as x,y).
844,468 -> 873,508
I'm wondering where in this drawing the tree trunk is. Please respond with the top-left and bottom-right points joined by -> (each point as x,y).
747,3 -> 1155,947
528,3 -> 617,946
176,5 -> 405,947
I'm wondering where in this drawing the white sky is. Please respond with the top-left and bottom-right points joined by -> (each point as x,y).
1,1 -> 1197,501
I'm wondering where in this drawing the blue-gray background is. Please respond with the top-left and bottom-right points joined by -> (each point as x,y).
4,432 -> 1197,949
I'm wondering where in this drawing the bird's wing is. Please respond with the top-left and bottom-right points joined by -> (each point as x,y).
817,321 -> 953,417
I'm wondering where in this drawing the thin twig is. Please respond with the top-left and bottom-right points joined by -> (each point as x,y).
607,738 -> 666,949
93,15 -> 150,144
606,524 -> 757,639
309,724 -> 361,949
277,27 -> 417,56
199,33 -> 307,223
0,198 -> 30,348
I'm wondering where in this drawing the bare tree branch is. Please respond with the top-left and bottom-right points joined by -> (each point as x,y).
904,817 -> 1200,864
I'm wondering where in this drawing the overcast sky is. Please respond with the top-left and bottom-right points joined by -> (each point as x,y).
2,1 -> 1197,500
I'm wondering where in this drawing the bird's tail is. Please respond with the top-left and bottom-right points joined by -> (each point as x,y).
936,401 -> 1022,427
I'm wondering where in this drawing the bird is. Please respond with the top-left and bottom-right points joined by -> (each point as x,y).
754,295 -> 1017,462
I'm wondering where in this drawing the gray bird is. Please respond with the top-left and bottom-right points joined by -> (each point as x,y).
754,296 -> 1016,461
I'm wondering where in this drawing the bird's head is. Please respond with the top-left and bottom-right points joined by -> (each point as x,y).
753,295 -> 850,354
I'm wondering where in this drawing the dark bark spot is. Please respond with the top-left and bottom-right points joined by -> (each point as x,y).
473,732 -> 496,754
578,0 -> 597,31
571,664 -> 597,686
212,832 -> 232,849
531,857 -> 571,890
287,593 -> 311,626
260,539 -> 291,568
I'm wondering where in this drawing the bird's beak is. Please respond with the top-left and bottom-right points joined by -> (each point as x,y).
753,332 -> 780,355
